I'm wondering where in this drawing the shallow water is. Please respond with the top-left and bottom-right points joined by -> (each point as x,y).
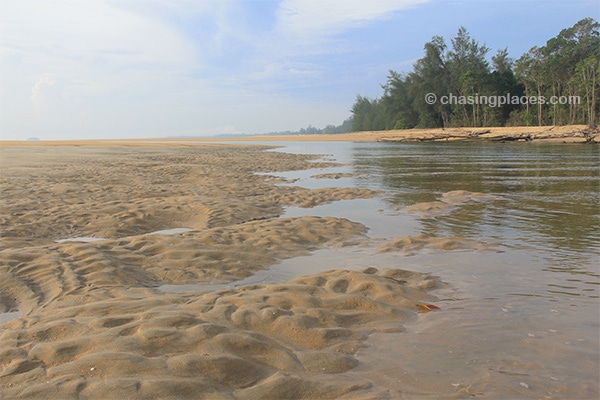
170,140 -> 598,398
55,227 -> 194,243
238,141 -> 599,399
0,310 -> 22,325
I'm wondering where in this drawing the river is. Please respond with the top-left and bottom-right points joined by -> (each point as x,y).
165,140 -> 598,398
257,141 -> 599,399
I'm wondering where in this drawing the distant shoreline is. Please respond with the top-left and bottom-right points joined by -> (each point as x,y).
1,125 -> 598,146
218,124 -> 599,143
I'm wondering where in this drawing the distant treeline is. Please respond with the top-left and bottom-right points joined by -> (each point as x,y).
257,118 -> 353,136
351,18 -> 599,131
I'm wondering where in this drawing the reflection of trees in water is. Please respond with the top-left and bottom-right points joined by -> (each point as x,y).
352,143 -> 599,254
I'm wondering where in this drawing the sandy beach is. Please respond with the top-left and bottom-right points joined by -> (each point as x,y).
216,125 -> 599,143
2,131 -> 598,399
3,0 -> 599,395
0,142 -> 447,399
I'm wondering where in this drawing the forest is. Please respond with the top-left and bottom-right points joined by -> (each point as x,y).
350,18 -> 599,131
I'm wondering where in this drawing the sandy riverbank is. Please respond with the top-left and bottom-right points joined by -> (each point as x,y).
213,124 -> 599,143
2,125 -> 596,146
0,142 -> 452,399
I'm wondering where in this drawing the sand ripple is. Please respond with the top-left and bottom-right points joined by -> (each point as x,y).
0,143 -> 441,399
0,267 -> 438,399
378,233 -> 495,255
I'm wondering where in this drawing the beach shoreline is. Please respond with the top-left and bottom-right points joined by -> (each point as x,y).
219,124 -> 600,143
1,138 -> 598,399
1,125 -> 598,147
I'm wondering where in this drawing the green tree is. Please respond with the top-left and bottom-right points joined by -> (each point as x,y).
516,17 -> 599,126
492,48 -> 512,73
351,95 -> 386,131
447,27 -> 491,127
381,71 -> 419,129
575,56 -> 599,126
411,35 -> 450,127
515,47 -> 546,125
489,48 -> 524,125
350,18 -> 599,130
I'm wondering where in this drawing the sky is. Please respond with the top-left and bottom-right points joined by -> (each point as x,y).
1,0 -> 598,140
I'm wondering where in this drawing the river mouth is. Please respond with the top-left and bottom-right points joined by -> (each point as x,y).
1,141 -> 597,399
200,140 -> 599,398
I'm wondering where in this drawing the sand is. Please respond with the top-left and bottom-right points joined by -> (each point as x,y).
403,190 -> 500,217
0,142 -> 447,399
211,124 -> 599,143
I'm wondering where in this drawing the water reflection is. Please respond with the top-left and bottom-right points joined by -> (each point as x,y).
265,140 -> 599,397
351,142 -> 599,271
267,140 -> 599,295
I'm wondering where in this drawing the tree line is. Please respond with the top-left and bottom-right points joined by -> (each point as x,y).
351,18 -> 599,131
260,118 -> 353,136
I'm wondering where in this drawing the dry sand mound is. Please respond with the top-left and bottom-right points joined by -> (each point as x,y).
227,124 -> 597,143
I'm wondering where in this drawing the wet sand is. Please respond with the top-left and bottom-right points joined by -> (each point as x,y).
0,142 -> 445,399
3,139 -> 597,399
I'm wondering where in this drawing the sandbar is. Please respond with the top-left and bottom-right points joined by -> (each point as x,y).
0,142 -> 442,399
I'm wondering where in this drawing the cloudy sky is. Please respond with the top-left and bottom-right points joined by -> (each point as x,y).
1,0 -> 598,140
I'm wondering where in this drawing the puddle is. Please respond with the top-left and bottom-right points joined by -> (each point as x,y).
258,165 -> 356,189
56,228 -> 193,243
0,310 -> 22,325
148,228 -> 192,236
156,140 -> 600,398
159,246 -> 394,293
159,270 -> 277,293
55,236 -> 104,243
282,197 -> 419,239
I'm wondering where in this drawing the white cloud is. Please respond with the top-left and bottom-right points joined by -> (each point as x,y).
0,0 -> 432,139
0,0 -> 210,138
0,0 -> 199,99
30,75 -> 60,106
275,0 -> 429,41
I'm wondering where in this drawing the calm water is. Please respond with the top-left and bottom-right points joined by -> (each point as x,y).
188,140 -> 599,398
260,141 -> 599,399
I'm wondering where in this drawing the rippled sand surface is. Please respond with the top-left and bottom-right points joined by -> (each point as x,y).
0,142 -> 444,399
2,140 -> 598,400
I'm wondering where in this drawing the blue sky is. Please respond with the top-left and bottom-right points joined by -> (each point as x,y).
1,0 -> 598,140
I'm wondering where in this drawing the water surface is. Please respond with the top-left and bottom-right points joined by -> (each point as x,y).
267,141 -> 599,399
192,140 -> 599,398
